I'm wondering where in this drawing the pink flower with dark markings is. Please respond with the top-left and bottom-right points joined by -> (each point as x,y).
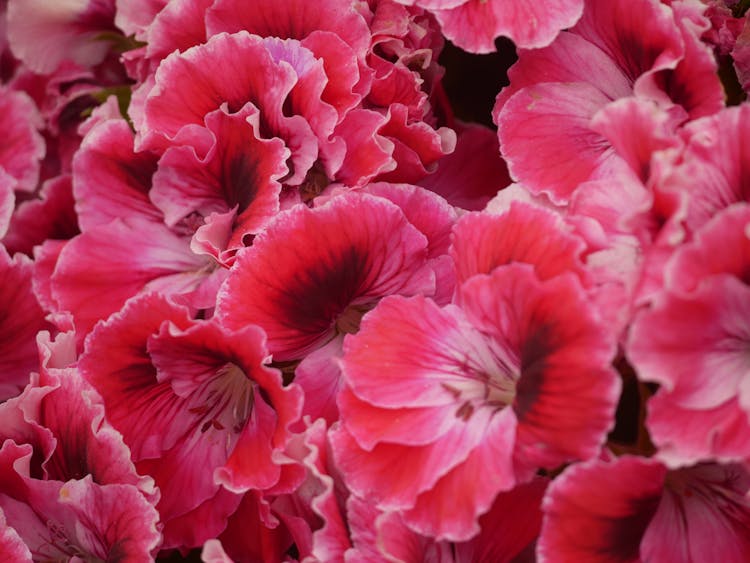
0,332 -> 161,560
494,0 -> 723,204
347,476 -> 548,562
540,456 -> 750,562
50,116 -> 223,340
331,264 -> 619,540
150,104 -> 290,266
80,293 -> 303,549
218,192 -> 435,361
136,31 -> 345,184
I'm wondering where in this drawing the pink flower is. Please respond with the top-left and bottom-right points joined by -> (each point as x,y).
540,456 -> 750,561
0,246 -> 53,402
627,204 -> 750,465
494,0 -> 722,204
218,192 -> 435,361
79,293 -> 303,548
0,332 -> 161,559
331,264 -> 619,540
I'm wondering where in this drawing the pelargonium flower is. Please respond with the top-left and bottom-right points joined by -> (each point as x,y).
494,0 -> 723,204
627,203 -> 750,465
50,116 -> 223,340
0,332 -> 161,559
539,456 -> 750,561
135,30 -> 348,183
331,264 -> 619,540
218,191 -> 436,361
346,476 -> 548,562
79,293 -> 303,548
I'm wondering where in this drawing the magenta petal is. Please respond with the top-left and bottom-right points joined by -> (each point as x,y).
647,394 -> 750,466
218,193 -> 433,360
0,87 -> 44,193
0,509 -> 31,561
205,0 -> 371,57
628,277 -> 750,410
50,216 -> 210,339
0,247 -> 53,402
642,464 -> 750,562
664,204 -> 750,294
539,456 -> 665,561
452,477 -> 548,562
330,414 -> 490,512
332,109 -> 396,186
3,174 -> 79,256
400,409 -> 516,541
73,119 -> 160,230
496,81 -> 612,204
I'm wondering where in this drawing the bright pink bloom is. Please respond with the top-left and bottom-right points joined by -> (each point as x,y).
80,293 -> 303,548
138,31 -> 342,184
494,0 -> 723,203
346,477 -> 547,562
0,335 -> 160,559
450,201 -> 588,287
540,456 -> 750,562
51,117 -> 222,339
628,204 -> 750,464
0,441 -> 161,561
393,0 -> 583,53
218,192 -> 435,361
332,264 -> 619,540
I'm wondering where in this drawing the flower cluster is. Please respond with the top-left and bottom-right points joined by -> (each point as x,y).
1,0 -> 750,560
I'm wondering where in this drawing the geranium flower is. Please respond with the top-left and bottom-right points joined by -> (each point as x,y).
627,203 -> 750,465
331,264 -> 619,540
79,293 -> 303,548
540,456 -> 750,561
